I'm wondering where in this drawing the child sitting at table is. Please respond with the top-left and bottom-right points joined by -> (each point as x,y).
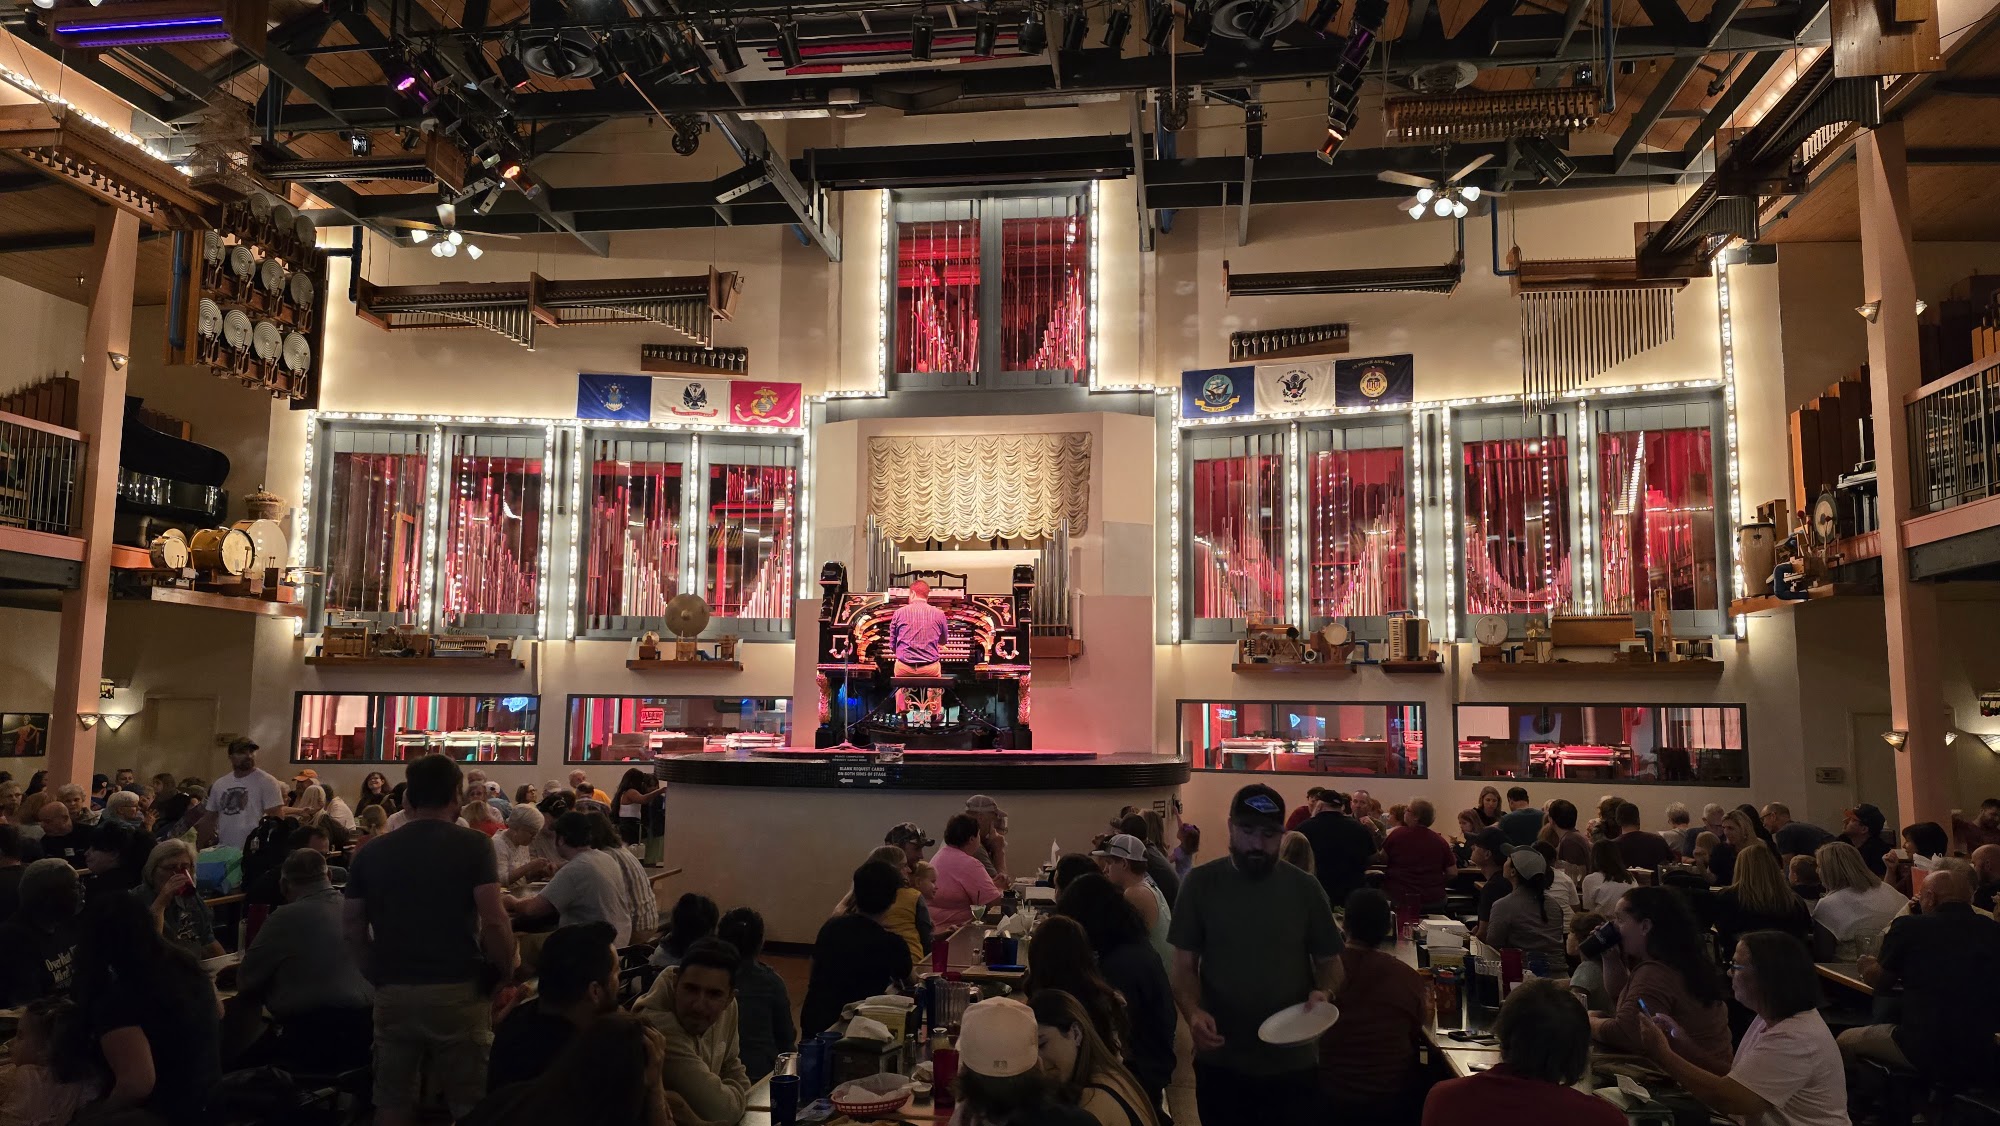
913,859 -> 939,901
1,998 -> 106,1126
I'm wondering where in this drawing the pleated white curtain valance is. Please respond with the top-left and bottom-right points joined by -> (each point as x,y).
867,432 -> 1092,542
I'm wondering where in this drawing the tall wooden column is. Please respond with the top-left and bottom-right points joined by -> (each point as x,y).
1857,122 -> 1954,827
46,205 -> 138,786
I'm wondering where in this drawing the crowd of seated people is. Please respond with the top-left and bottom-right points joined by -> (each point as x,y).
13,759 -> 2000,1126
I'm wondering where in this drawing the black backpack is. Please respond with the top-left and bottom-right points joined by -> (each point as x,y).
240,815 -> 301,893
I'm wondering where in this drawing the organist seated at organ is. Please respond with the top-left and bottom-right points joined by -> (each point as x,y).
890,578 -> 948,715
814,563 -> 1034,749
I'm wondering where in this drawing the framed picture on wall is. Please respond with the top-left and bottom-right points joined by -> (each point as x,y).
0,713 -> 49,757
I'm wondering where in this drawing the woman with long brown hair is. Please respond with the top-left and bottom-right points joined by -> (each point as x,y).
1031,989 -> 1160,1126
1025,915 -> 1130,1054
1475,786 -> 1504,828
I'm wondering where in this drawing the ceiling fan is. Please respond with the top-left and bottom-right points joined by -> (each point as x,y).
383,200 -> 527,260
1377,152 -> 1502,221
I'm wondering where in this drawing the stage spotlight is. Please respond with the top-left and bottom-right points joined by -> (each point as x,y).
1060,6 -> 1088,52
1103,2 -> 1131,48
1183,0 -> 1213,45
1516,135 -> 1576,186
664,26 -> 705,75
1017,6 -> 1048,52
973,8 -> 1000,54
496,50 -> 533,91
347,131 -> 371,156
393,70 -> 420,94
474,184 -> 504,215
669,114 -> 703,156
910,11 -> 934,59
1303,0 -> 1338,33
777,19 -> 803,68
710,23 -> 745,71
514,168 -> 544,199
399,126 -> 421,150
499,157 -> 524,181
1144,0 -> 1172,50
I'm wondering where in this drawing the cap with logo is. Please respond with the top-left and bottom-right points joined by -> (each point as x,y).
1229,783 -> 1286,830
955,997 -> 1039,1077
886,822 -> 935,848
1091,834 -> 1148,863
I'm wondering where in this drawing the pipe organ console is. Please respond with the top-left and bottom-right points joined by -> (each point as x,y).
814,561 -> 1034,749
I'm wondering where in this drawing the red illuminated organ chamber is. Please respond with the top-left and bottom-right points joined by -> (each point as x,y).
1463,436 -> 1573,615
894,205 -> 1086,377
440,446 -> 543,621
1190,449 -> 1285,621
322,445 -> 427,616
1307,446 -> 1408,618
586,458 -> 682,625
1596,427 -> 1718,613
706,463 -> 794,620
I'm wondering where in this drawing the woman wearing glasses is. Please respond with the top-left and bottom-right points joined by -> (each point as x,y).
1636,930 -> 1848,1126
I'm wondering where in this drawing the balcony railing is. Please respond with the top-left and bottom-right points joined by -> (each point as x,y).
1907,355 -> 2000,515
0,410 -> 83,536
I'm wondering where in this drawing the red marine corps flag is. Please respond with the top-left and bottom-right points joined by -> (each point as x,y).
728,380 -> 803,427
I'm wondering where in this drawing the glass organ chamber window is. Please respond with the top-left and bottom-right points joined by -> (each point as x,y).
1187,430 -> 1285,629
891,188 -> 1089,385
1459,417 -> 1574,616
705,442 -> 797,625
895,199 -> 980,376
567,695 -> 790,763
1456,703 -> 1746,785
1304,423 -> 1409,619
1179,700 -> 1425,776
440,432 -> 544,627
585,435 -> 687,632
1595,403 -> 1720,614
293,693 -> 539,763
996,195 -> 1087,375
321,428 -> 429,618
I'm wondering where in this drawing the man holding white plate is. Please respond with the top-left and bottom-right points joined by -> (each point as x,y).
1168,782 -> 1344,1126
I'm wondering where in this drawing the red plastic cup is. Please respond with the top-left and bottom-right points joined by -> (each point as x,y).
932,1047 -> 959,1110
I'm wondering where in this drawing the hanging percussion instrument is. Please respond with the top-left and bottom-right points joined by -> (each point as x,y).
190,527 -> 255,575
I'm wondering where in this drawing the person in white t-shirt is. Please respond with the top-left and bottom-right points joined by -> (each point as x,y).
201,739 -> 291,850
503,810 -> 636,945
1636,930 -> 1848,1126
1810,841 -> 1910,960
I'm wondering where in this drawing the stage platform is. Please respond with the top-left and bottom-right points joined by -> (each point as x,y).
654,748 -> 1187,790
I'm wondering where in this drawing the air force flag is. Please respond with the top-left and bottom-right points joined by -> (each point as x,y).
577,373 -> 652,422
1254,361 -> 1336,414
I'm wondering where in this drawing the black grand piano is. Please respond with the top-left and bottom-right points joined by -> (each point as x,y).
115,395 -> 229,545
813,561 -> 1034,749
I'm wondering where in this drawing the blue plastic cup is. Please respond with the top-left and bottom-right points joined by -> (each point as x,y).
770,1074 -> 800,1125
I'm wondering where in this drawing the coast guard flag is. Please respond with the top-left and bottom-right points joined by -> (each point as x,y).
577,373 -> 652,422
652,376 -> 725,421
1254,361 -> 1336,414
1180,366 -> 1256,420
1333,354 -> 1415,408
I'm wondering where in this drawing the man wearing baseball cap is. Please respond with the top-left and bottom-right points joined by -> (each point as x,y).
1092,833 -> 1174,967
884,823 -> 933,868
1468,827 -> 1514,929
1169,783 -> 1343,1126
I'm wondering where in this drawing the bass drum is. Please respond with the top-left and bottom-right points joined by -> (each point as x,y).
189,527 -> 255,575
149,528 -> 189,570
231,518 -> 288,573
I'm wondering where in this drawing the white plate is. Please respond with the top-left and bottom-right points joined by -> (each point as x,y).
1257,1000 -> 1339,1046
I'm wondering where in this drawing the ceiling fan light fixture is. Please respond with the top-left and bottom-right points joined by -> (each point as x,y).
1461,184 -> 1480,201
1433,197 -> 1451,217
410,229 -> 430,244
1415,187 -> 1434,204
1407,202 -> 1425,220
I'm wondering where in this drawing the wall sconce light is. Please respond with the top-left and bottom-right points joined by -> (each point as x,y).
1915,300 -> 1930,316
77,713 -> 100,729
1945,729 -> 1960,746
1979,734 -> 2000,754
107,352 -> 128,371
1855,301 -> 1881,323
101,713 -> 130,732
1881,729 -> 1908,751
